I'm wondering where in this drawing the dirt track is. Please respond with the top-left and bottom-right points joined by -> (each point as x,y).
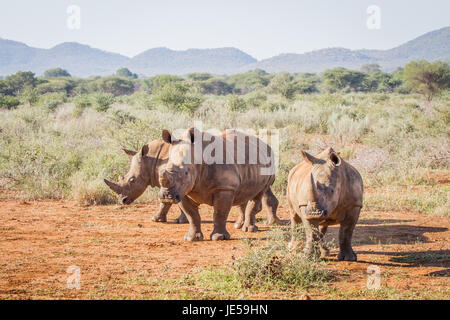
0,197 -> 449,299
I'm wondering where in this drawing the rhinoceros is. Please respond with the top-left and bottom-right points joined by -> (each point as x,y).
104,139 -> 281,227
104,140 -> 188,223
158,128 -> 279,241
287,147 -> 363,261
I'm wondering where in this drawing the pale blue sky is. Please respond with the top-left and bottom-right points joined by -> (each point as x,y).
0,0 -> 449,60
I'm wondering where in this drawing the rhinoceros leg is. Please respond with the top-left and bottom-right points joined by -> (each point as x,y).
262,187 -> 282,226
151,202 -> 171,223
174,206 -> 189,224
288,211 -> 302,251
210,190 -> 234,241
179,197 -> 204,241
318,225 -> 330,258
233,203 -> 247,229
241,193 -> 263,233
337,207 -> 360,261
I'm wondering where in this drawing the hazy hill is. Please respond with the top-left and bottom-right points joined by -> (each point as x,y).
0,40 -> 128,77
127,47 -> 257,76
0,27 -> 448,77
245,27 -> 450,73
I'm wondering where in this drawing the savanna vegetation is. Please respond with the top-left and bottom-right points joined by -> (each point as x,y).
0,61 -> 449,299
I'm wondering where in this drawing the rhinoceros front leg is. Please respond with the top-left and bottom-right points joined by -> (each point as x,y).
174,206 -> 189,224
288,211 -> 302,251
179,197 -> 203,241
262,187 -> 282,226
211,190 -> 234,241
242,194 -> 263,233
151,202 -> 171,222
233,203 -> 247,229
337,207 -> 360,261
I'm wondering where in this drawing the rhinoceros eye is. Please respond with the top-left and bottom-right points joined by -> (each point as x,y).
129,177 -> 136,183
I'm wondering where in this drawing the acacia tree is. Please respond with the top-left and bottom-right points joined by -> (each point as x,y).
403,60 -> 450,100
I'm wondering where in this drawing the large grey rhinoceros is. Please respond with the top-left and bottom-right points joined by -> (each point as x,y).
158,127 -> 280,241
287,147 -> 363,261
104,139 -> 281,227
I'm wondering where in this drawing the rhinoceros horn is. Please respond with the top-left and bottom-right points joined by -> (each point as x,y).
104,179 -> 122,194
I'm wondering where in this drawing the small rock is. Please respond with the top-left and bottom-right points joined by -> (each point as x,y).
300,294 -> 311,300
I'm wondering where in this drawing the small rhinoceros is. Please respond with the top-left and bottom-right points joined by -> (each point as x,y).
104,139 -> 281,227
287,147 -> 363,261
158,128 -> 280,241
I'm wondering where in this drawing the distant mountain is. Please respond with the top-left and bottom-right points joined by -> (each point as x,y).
0,40 -> 128,77
0,27 -> 449,77
128,47 -> 257,76
245,27 -> 450,73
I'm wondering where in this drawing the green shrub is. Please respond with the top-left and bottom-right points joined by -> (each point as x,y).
92,93 -> 115,112
39,92 -> 67,111
19,86 -> 39,106
232,227 -> 334,290
154,83 -> 203,114
226,95 -> 247,112
0,94 -> 20,109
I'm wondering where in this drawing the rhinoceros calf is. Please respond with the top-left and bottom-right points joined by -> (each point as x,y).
158,128 -> 279,241
104,139 -> 281,226
287,147 -> 363,261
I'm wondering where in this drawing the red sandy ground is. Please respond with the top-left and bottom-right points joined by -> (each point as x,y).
0,194 -> 449,299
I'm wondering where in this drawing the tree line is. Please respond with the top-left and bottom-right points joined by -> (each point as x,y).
0,60 -> 449,110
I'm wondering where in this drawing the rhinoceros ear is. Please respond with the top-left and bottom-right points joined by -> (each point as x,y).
329,152 -> 341,167
300,150 -> 319,165
122,148 -> 137,157
162,130 -> 172,144
140,144 -> 149,157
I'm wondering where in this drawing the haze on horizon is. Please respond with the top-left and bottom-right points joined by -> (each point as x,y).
0,0 -> 449,60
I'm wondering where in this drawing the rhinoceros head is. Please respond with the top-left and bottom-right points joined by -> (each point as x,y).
104,145 -> 151,205
158,128 -> 199,204
299,147 -> 342,220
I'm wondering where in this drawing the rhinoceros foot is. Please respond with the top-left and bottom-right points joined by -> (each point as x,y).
265,217 -> 283,226
151,215 -> 167,223
234,220 -> 244,229
210,230 -> 231,241
241,224 -> 258,233
338,249 -> 357,261
174,215 -> 189,224
320,247 -> 330,258
184,231 -> 204,241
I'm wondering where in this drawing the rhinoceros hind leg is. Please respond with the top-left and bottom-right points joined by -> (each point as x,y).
233,203 -> 246,229
174,208 -> 189,224
241,194 -> 263,233
319,225 -> 330,258
262,187 -> 282,225
210,190 -> 234,241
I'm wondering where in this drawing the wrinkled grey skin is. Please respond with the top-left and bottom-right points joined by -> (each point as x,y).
104,139 -> 281,226
287,147 -> 363,261
158,128 -> 280,241
104,140 -> 188,224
